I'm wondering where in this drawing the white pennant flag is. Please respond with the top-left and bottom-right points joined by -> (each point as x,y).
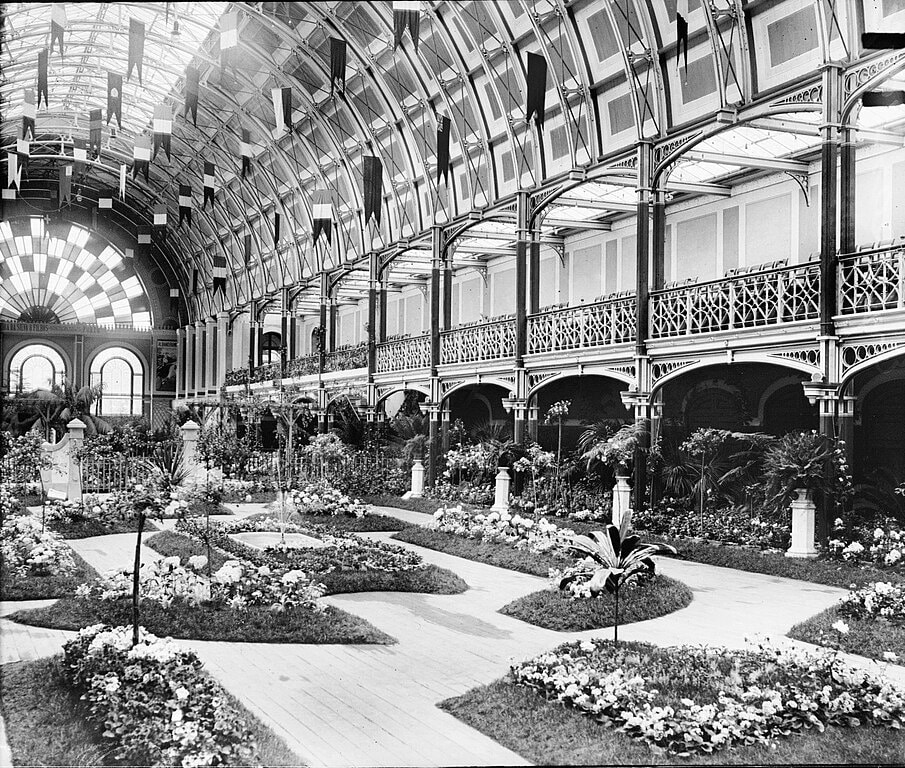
7,153 -> 20,189
119,163 -> 127,199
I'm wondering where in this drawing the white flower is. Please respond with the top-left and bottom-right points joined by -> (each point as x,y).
163,556 -> 181,569
874,528 -> 886,540
831,620 -> 850,635
885,549 -> 902,565
883,651 -> 900,662
171,708 -> 184,723
187,555 -> 208,571
579,640 -> 596,652
174,686 -> 189,700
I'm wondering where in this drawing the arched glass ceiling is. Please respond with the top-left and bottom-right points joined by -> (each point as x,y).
3,1 -> 905,320
0,217 -> 154,328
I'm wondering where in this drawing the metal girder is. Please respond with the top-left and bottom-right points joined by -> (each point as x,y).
746,118 -> 821,137
543,218 -> 612,231
683,150 -> 809,173
555,196 -> 636,212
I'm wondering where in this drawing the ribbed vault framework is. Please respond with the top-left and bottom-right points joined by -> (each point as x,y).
3,1 -> 905,322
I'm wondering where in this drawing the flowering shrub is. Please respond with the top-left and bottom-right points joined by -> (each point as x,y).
77,553 -> 325,613
289,481 -> 369,518
0,432 -> 49,487
632,498 -> 790,549
63,623 -> 261,767
221,477 -> 276,502
442,443 -> 499,484
511,638 -> 905,757
428,479 -> 495,506
433,505 -> 574,558
1,513 -> 76,577
1,483 -> 27,519
302,433 -> 348,461
829,521 -> 904,569
839,581 -> 905,622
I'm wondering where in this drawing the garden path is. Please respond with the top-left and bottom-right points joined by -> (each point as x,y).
2,505 -> 904,768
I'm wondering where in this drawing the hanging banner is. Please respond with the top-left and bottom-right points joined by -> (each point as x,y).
212,255 -> 227,294
178,184 -> 193,226
119,163 -> 127,200
362,155 -> 383,225
436,112 -> 450,185
330,37 -> 347,94
271,86 -> 292,132
37,49 -> 48,108
393,1 -> 420,52
203,161 -> 215,208
526,52 -> 548,129
73,137 -> 87,173
676,0 -> 689,75
240,128 -> 252,179
22,89 -> 36,141
155,339 -> 178,392
153,202 -> 167,226
89,108 -> 102,157
312,188 -> 333,246
184,66 -> 199,126
128,18 -> 145,84
152,104 -> 173,160
132,135 -> 151,181
98,189 -> 114,209
107,72 -> 123,129
50,4 -> 67,56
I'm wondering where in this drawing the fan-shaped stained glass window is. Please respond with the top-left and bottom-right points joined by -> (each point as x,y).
89,347 -> 144,416
8,344 -> 67,392
0,218 -> 154,329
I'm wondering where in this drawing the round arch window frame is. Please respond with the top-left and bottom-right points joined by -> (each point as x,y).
7,343 -> 67,392
89,346 -> 145,417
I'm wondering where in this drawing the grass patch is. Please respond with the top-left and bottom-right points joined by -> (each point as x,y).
223,491 -> 278,504
320,564 -> 467,595
147,530 -> 466,596
8,596 -> 395,644
47,517 -> 158,539
393,526 -> 562,576
789,606 -> 905,666
440,677 -> 905,766
0,655 -> 304,767
500,575 -> 692,632
0,550 -> 98,600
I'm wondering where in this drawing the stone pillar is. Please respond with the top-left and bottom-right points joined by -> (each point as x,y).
185,324 -> 196,398
838,392 -> 856,466
527,404 -> 539,443
409,459 -> 424,498
205,317 -> 216,394
787,490 -> 818,558
176,327 -> 185,399
66,418 -> 85,502
612,475 -> 632,528
180,420 -> 204,484
492,467 -> 511,513
194,320 -> 205,394
216,312 -> 229,389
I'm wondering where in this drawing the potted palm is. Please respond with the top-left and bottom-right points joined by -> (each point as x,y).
762,431 -> 834,558
581,422 -> 644,526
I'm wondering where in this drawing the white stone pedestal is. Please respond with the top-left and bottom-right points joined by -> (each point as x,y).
492,467 -> 511,513
612,475 -> 632,528
786,488 -> 818,559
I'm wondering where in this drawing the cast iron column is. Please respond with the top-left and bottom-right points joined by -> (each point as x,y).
428,226 -> 443,487
633,142 -> 653,513
513,190 -> 529,444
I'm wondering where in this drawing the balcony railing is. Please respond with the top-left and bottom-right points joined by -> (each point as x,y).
528,295 -> 636,354
224,367 -> 249,386
250,362 -> 281,383
838,247 -> 905,315
650,262 -> 819,338
324,342 -> 368,372
441,317 -> 516,365
376,334 -> 430,373
286,354 -> 319,378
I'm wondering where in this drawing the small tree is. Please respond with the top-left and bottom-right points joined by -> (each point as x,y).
681,428 -> 731,536
544,400 -> 571,503
559,512 -> 676,646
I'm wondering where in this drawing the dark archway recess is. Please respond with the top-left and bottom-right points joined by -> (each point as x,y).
446,384 -> 512,438
532,375 -> 631,453
657,363 -> 817,447
852,357 -> 905,487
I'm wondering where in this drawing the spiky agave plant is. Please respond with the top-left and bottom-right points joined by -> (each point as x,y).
559,511 -> 677,646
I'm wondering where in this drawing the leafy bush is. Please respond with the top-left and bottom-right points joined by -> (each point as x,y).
289,480 -> 369,517
433,505 -> 575,558
2,511 -> 76,578
829,520 -> 904,569
62,624 -> 261,766
839,581 -> 905,623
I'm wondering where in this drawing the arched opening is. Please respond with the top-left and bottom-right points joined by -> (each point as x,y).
261,331 -> 282,365
8,343 -> 66,392
445,383 -> 512,440
89,347 -> 144,417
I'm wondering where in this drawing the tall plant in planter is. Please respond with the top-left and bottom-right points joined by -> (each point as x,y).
762,431 -> 835,513
680,428 -> 731,536
558,512 -> 677,646
544,400 -> 571,503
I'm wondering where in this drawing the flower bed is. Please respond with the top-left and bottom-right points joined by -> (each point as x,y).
289,481 -> 369,518
789,581 -> 905,667
43,493 -> 163,538
62,624 -> 272,766
221,477 -> 277,503
499,575 -> 692,632
508,638 -> 905,757
829,522 -> 904,570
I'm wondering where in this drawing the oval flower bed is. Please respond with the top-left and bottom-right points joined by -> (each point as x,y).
176,515 -> 468,596
8,548 -> 394,645
441,638 -> 905,764
789,580 -> 905,667
282,481 -> 407,531
500,575 -> 692,632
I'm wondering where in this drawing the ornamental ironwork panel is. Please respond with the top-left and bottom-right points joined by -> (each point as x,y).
527,296 -> 636,354
440,318 -> 516,365
376,334 -> 430,373
224,367 -> 249,386
324,343 -> 368,372
839,249 -> 904,315
250,362 -> 281,383
650,263 -> 819,338
286,355 -> 319,378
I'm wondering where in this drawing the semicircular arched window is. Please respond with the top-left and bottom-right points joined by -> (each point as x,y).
8,343 -> 66,392
89,347 -> 144,416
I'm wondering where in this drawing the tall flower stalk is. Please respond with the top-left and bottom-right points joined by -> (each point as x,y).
544,400 -> 571,505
